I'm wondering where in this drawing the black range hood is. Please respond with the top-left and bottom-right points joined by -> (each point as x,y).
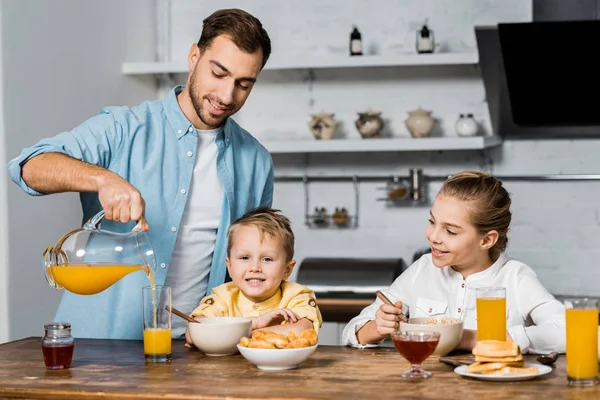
475,20 -> 600,139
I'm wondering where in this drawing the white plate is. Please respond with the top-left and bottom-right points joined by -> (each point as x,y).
454,363 -> 553,381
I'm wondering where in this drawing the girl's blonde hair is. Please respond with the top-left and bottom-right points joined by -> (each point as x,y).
227,207 -> 295,262
439,171 -> 511,260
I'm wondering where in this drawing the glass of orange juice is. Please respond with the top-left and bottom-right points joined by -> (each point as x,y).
142,285 -> 172,362
565,298 -> 598,387
476,287 -> 506,341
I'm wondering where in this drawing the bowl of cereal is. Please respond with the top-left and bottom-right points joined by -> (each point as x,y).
188,317 -> 252,356
237,329 -> 319,371
399,317 -> 463,356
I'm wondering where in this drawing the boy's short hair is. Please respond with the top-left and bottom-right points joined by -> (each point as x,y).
227,207 -> 295,261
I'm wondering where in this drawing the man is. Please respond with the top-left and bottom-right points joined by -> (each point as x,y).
7,8 -> 274,340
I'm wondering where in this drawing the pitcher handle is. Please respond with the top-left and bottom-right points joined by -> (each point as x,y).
83,210 -> 105,230
83,210 -> 145,232
43,246 -> 63,290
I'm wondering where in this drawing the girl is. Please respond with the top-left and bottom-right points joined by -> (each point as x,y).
342,171 -> 566,354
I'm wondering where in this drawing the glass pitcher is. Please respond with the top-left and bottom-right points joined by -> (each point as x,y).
43,210 -> 156,295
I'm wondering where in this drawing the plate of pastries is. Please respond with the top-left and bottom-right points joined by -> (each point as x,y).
454,340 -> 553,381
237,328 -> 318,371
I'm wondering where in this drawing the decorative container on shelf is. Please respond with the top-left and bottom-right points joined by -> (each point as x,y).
355,109 -> 384,138
455,113 -> 479,137
405,107 -> 434,138
309,113 -> 337,140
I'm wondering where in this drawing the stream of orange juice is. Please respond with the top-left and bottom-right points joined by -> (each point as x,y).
566,308 -> 599,379
51,263 -> 146,295
476,297 -> 507,341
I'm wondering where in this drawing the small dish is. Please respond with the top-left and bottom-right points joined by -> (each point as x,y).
237,344 -> 318,371
454,363 -> 553,381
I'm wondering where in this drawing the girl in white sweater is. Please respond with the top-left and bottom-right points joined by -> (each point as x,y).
342,171 -> 566,354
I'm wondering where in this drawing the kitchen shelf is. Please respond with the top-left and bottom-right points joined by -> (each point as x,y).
261,136 -> 501,154
122,52 -> 478,75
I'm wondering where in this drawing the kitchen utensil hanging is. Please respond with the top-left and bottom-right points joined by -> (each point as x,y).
303,175 -> 359,229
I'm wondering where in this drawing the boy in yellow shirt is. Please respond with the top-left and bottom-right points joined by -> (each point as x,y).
185,207 -> 322,347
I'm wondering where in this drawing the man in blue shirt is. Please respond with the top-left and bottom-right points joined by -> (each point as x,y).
7,8 -> 274,340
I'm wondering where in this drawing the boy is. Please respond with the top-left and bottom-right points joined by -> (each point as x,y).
185,207 -> 322,347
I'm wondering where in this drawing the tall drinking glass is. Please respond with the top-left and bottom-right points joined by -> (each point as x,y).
476,287 -> 506,341
142,285 -> 172,363
565,298 -> 598,387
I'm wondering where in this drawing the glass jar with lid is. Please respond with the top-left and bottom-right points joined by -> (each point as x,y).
41,322 -> 75,370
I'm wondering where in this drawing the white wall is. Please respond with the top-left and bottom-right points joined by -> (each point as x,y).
1,0 -> 156,341
0,4 -> 9,343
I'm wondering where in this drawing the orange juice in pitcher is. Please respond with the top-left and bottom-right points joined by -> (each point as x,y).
43,210 -> 156,295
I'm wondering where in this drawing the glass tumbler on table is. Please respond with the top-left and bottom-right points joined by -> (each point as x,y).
565,298 -> 598,387
476,287 -> 506,341
391,331 -> 440,379
143,285 -> 172,363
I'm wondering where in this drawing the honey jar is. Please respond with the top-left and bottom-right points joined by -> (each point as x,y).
42,322 -> 75,370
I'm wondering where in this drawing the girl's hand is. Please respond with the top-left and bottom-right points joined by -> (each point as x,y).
253,308 -> 299,330
374,301 -> 407,338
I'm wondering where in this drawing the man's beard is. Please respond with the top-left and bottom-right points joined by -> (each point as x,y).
189,74 -> 227,129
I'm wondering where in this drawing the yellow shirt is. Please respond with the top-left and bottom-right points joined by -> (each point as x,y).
190,281 -> 323,332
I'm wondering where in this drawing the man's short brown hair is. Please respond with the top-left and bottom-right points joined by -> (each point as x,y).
197,8 -> 272,69
227,207 -> 294,262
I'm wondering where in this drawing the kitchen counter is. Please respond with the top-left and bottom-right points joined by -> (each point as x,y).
0,337 -> 598,399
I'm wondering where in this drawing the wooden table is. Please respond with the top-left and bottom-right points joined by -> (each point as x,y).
0,337 -> 598,399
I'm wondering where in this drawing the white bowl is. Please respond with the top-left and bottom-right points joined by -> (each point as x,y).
188,317 -> 252,356
399,317 -> 463,356
237,344 -> 318,371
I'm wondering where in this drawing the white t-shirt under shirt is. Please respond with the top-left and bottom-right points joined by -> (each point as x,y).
342,253 -> 567,354
164,127 -> 224,338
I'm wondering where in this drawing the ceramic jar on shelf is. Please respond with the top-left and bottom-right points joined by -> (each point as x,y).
309,113 -> 337,140
455,113 -> 479,137
355,109 -> 384,138
405,107 -> 434,138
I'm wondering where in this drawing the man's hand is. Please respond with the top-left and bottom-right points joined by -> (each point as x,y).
252,308 -> 299,330
374,301 -> 407,338
96,174 -> 148,231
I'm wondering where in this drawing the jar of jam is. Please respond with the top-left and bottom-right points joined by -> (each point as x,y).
41,322 -> 75,370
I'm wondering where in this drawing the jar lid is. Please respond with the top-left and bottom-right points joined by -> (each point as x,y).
44,322 -> 71,330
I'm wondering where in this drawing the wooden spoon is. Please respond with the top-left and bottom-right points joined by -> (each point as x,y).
376,291 -> 407,323
376,290 -> 394,306
165,305 -> 197,323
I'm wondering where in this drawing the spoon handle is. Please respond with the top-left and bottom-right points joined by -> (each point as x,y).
165,305 -> 197,323
376,290 -> 394,306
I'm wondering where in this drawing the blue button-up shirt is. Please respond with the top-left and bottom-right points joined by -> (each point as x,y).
7,86 -> 274,339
